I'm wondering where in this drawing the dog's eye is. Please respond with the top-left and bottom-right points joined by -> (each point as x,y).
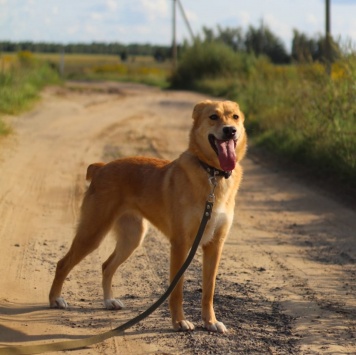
233,114 -> 239,120
209,114 -> 219,120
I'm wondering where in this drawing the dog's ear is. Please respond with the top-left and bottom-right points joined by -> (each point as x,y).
192,100 -> 212,120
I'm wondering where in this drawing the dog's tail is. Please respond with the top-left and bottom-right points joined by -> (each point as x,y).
86,162 -> 105,181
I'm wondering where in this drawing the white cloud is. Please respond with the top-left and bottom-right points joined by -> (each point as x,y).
90,12 -> 103,21
305,13 -> 319,26
265,13 -> 290,33
237,11 -> 252,27
135,0 -> 169,22
106,0 -> 118,11
67,25 -> 79,36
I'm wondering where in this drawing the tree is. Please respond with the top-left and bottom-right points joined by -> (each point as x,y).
291,30 -> 341,63
216,26 -> 245,52
291,30 -> 317,62
245,23 -> 290,64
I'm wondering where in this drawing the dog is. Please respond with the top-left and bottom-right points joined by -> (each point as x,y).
49,100 -> 247,333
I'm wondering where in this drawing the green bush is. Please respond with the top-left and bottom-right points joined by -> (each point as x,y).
170,41 -> 249,89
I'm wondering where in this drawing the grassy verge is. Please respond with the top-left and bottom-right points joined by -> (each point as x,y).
171,43 -> 356,192
0,51 -> 61,135
243,60 -> 356,186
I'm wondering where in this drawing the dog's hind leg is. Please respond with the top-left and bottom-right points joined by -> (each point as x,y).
102,213 -> 148,310
49,193 -> 116,309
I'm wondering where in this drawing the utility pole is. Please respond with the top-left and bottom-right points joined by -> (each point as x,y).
59,45 -> 65,78
177,0 -> 195,42
172,0 -> 195,71
172,0 -> 177,71
325,0 -> 331,76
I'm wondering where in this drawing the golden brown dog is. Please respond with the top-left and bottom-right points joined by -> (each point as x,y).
49,100 -> 247,333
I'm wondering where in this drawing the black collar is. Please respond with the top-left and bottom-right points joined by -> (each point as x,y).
199,160 -> 232,179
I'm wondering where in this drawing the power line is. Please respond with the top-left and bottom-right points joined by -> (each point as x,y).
177,0 -> 195,42
325,0 -> 331,75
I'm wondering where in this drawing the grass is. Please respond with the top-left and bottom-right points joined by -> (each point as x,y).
171,42 -> 356,192
0,51 -> 61,135
237,59 -> 356,187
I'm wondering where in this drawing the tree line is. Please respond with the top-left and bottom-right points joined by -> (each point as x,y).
195,23 -> 341,64
0,23 -> 341,64
0,41 -> 171,62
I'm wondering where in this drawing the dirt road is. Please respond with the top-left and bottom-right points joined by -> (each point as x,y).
0,83 -> 355,354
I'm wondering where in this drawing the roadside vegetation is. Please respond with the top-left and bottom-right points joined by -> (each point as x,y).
0,51 -> 61,135
1,24 -> 355,192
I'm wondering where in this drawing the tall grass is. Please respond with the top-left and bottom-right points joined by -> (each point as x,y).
171,43 -> 356,191
0,51 -> 61,135
240,57 -> 356,186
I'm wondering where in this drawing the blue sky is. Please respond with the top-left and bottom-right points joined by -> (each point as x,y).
1,0 -> 356,51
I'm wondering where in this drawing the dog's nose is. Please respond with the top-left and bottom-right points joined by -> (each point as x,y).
223,126 -> 237,139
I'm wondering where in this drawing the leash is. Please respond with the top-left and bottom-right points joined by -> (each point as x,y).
0,173 -> 219,355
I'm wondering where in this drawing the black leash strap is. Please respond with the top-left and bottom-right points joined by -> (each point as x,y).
0,201 -> 214,355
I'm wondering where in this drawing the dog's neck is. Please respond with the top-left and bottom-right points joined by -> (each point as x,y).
199,160 -> 232,179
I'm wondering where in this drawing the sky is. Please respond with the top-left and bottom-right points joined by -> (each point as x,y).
0,0 -> 356,52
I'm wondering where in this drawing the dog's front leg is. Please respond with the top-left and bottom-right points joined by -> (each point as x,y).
202,237 -> 227,333
169,241 -> 195,331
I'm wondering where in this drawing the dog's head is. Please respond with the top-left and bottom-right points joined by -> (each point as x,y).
189,100 -> 247,172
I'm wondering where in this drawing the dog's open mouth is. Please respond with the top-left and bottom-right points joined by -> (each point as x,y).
208,134 -> 237,172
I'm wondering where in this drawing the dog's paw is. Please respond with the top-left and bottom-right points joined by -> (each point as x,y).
204,321 -> 227,333
104,298 -> 125,310
173,320 -> 195,332
50,297 -> 68,309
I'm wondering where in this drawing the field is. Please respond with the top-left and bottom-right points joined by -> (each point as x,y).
36,52 -> 170,87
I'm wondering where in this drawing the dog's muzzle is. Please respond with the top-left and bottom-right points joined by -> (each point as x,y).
222,126 -> 237,140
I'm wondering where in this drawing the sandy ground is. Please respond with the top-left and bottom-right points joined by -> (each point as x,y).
0,82 -> 355,354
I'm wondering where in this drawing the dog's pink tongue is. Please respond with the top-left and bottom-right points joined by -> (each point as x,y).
215,139 -> 236,171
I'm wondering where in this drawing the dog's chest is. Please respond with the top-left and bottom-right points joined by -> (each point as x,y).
200,204 -> 233,245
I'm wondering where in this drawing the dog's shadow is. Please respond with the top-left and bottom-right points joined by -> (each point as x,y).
0,302 -> 47,316
0,302 -> 86,344
0,301 -> 175,346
